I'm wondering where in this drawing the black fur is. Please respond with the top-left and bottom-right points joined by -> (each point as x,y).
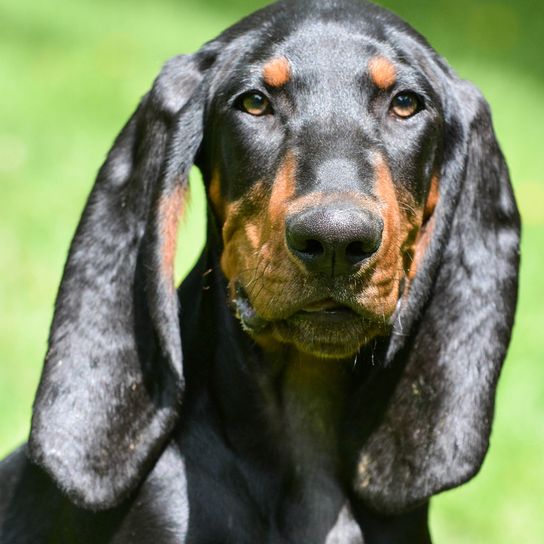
0,1 -> 520,542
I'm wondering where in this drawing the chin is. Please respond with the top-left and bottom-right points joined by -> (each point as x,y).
269,311 -> 388,359
233,286 -> 393,358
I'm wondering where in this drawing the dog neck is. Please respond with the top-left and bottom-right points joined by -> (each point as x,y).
177,246 -> 432,541
178,247 -> 360,534
179,245 -> 356,467
260,346 -> 351,466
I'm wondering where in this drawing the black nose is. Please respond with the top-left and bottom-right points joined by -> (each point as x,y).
285,205 -> 383,276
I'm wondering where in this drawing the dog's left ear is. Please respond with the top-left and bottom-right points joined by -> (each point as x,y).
353,77 -> 521,514
28,49 -> 219,510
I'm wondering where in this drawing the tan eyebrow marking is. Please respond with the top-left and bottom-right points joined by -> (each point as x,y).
262,57 -> 292,88
368,56 -> 397,89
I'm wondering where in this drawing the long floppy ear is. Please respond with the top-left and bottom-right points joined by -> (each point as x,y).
28,51 -> 216,510
352,78 -> 521,514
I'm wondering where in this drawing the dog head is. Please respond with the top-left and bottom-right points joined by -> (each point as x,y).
29,0 -> 520,514
203,10 -> 443,358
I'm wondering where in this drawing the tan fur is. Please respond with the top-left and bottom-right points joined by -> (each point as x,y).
408,175 -> 440,280
262,57 -> 292,87
220,154 -> 298,309
245,222 -> 262,251
354,156 -> 404,318
208,170 -> 224,221
424,174 -> 440,221
368,56 -> 397,90
268,153 -> 297,223
217,150 -> 431,356
351,156 -> 425,319
159,184 -> 187,286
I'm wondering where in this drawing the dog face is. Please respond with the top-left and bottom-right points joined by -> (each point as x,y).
28,0 -> 520,516
204,19 -> 441,357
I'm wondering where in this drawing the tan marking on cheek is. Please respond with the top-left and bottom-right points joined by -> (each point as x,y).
220,155 -> 303,321
260,241 -> 273,260
220,200 -> 248,281
220,182 -> 269,281
357,156 -> 403,316
221,182 -> 267,247
208,170 -> 224,221
423,174 -> 439,221
245,222 -> 261,251
368,56 -> 397,90
408,175 -> 440,280
374,157 -> 402,258
407,215 -> 436,281
268,153 -> 297,224
262,57 -> 292,88
159,184 -> 187,285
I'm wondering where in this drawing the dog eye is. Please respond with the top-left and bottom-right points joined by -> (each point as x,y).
239,92 -> 272,116
390,92 -> 422,118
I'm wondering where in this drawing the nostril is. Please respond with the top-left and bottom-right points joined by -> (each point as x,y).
286,228 -> 325,259
345,241 -> 368,263
302,239 -> 325,257
345,238 -> 379,264
286,206 -> 382,275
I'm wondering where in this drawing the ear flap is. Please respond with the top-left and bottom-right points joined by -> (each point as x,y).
352,78 -> 521,514
29,52 -> 214,510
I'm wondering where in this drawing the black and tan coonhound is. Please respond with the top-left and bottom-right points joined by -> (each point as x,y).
0,0 -> 520,542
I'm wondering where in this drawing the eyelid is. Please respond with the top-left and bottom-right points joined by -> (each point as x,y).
234,89 -> 272,107
396,88 -> 430,107
393,90 -> 423,103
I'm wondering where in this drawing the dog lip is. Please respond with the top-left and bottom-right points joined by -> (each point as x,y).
301,298 -> 354,314
297,299 -> 362,324
234,284 -> 364,326
234,283 -> 271,333
294,308 -> 360,325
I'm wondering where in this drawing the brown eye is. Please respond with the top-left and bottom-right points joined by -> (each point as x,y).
239,92 -> 271,116
390,92 -> 421,118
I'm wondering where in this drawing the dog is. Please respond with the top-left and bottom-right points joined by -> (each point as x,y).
0,0 -> 520,542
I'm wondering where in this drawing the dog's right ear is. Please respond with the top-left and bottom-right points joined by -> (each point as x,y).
29,49 -> 217,510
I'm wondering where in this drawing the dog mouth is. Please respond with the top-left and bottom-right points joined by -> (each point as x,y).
232,283 -> 387,358
297,298 -> 361,323
233,284 -> 272,334
234,284 -> 360,329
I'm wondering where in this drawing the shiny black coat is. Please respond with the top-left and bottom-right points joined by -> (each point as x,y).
0,1 -> 520,542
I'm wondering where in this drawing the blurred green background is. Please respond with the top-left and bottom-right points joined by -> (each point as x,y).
1,0 -> 543,541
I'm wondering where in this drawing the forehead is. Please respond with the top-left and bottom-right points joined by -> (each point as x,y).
223,18 -> 431,100
280,20 -> 393,75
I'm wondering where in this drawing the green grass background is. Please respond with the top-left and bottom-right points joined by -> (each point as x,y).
1,0 -> 543,540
